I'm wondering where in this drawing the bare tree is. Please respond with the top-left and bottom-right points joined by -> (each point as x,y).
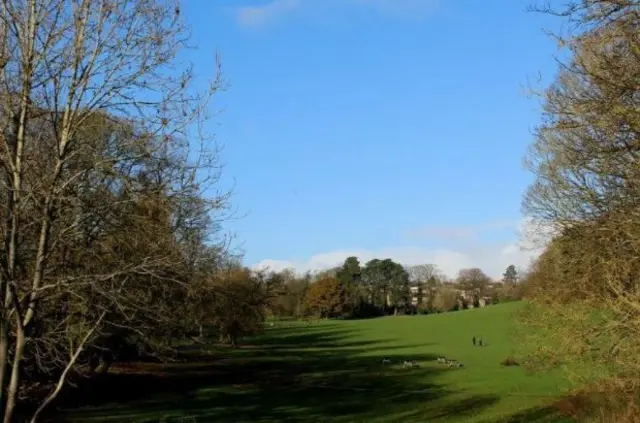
523,0 -> 640,228
433,286 -> 459,313
405,264 -> 443,283
0,1 -> 226,421
406,264 -> 444,312
456,268 -> 491,304
209,267 -> 268,348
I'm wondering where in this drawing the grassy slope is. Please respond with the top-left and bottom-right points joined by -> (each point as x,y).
53,302 -> 577,423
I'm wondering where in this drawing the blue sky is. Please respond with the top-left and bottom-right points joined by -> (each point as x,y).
180,0 -> 561,278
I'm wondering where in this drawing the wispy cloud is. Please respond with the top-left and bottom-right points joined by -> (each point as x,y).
237,0 -> 300,27
236,0 -> 440,27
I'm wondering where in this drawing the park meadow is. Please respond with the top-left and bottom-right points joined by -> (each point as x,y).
52,302 -> 582,423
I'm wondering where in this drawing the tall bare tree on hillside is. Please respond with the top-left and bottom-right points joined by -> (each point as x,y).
0,1 -> 226,421
524,0 -> 640,227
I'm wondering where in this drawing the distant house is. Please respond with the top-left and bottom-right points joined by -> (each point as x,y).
456,289 -> 492,309
409,285 -> 492,309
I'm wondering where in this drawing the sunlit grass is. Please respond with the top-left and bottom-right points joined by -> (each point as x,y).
55,302 -> 577,423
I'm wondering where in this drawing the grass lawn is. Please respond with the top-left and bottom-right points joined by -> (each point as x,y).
51,302 -> 578,423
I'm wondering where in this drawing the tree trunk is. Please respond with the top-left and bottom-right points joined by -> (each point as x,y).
30,312 -> 104,423
3,326 -> 25,423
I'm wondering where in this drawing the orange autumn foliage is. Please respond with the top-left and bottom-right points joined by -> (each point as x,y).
303,276 -> 347,318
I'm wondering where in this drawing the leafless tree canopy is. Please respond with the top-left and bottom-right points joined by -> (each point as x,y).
524,0 -> 640,227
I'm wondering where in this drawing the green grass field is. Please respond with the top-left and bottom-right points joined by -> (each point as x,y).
53,302 -> 579,423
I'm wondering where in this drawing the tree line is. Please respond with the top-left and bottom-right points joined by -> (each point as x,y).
264,259 -> 526,320
515,0 -> 640,418
0,1 -> 273,421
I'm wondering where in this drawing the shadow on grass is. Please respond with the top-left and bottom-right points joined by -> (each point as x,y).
492,405 -> 576,423
47,324 -> 503,423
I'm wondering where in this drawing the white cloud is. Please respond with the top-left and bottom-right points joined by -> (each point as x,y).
236,0 -> 439,27
252,218 -> 555,279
